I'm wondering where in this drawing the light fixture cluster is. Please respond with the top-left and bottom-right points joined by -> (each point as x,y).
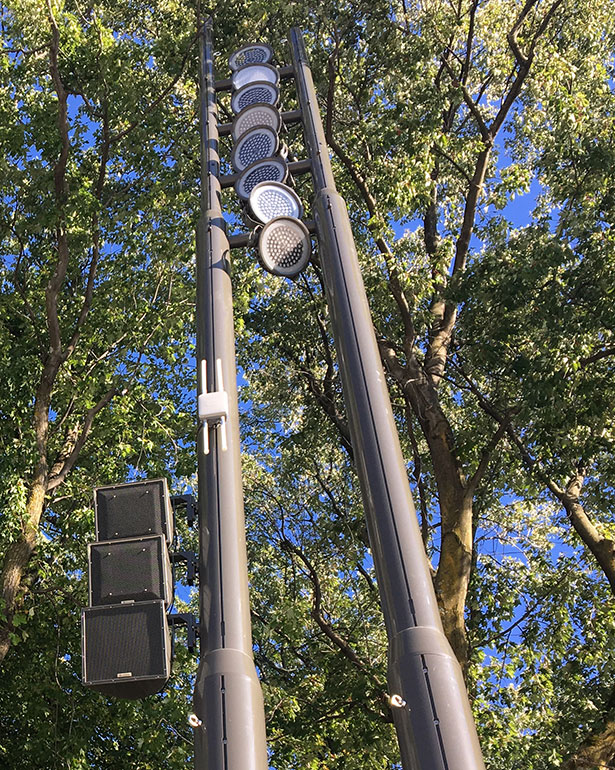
227,43 -> 311,278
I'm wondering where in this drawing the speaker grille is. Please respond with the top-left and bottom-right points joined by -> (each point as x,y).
89,536 -> 172,606
95,479 -> 173,544
82,601 -> 171,699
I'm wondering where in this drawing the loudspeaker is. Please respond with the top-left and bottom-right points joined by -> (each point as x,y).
82,600 -> 171,699
94,479 -> 173,544
88,535 -> 173,607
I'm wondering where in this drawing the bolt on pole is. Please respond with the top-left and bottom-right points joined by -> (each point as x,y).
193,18 -> 268,770
289,28 -> 485,770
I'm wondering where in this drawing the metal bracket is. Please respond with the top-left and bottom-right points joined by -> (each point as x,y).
171,550 -> 198,586
198,358 -> 229,455
168,612 -> 199,653
170,494 -> 196,527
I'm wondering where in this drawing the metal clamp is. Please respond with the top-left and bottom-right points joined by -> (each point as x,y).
171,550 -> 198,586
170,494 -> 196,527
168,612 -> 199,653
198,358 -> 229,455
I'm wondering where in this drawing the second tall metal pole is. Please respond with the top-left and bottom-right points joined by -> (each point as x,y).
289,28 -> 485,770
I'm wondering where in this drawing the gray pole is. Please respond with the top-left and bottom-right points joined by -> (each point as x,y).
193,19 -> 268,770
289,28 -> 485,770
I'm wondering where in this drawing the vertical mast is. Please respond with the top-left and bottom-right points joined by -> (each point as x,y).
289,28 -> 485,770
193,18 -> 268,770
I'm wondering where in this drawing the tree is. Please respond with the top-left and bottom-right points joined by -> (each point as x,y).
0,0 -> 196,663
0,0 -> 201,765
2,0 -> 615,767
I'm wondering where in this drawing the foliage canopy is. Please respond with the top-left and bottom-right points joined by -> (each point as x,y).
1,0 -> 614,768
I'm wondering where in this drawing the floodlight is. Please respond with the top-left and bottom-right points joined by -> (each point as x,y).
231,126 -> 280,172
257,216 -> 311,278
232,103 -> 282,141
235,157 -> 288,201
228,43 -> 274,72
248,181 -> 303,224
231,82 -> 279,114
232,63 -> 279,92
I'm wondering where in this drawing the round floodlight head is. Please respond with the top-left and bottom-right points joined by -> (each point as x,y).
258,217 -> 311,278
231,126 -> 279,172
231,63 -> 279,91
249,181 -> 304,224
231,82 -> 279,114
235,157 -> 288,201
228,43 -> 274,72
232,103 -> 282,141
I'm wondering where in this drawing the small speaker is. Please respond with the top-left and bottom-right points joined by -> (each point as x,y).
95,479 -> 173,544
88,535 -> 173,607
82,600 -> 171,699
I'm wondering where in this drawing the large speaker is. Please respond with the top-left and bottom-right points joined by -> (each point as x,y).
94,479 -> 173,544
88,535 -> 173,607
82,600 -> 171,699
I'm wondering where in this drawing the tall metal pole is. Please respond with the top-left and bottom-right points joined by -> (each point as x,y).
193,19 -> 268,770
289,28 -> 485,770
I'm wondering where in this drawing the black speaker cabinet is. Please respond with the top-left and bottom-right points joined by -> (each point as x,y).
82,600 -> 171,699
94,479 -> 173,544
88,535 -> 173,607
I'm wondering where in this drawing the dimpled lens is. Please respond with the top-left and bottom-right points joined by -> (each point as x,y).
232,104 -> 281,141
258,217 -> 311,277
235,158 -> 288,201
249,181 -> 303,224
231,127 -> 279,172
231,82 -> 279,114
229,44 -> 274,72
231,63 -> 279,91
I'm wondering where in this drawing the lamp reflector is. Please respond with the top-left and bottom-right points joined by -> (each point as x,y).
232,103 -> 282,141
249,181 -> 303,224
235,157 -> 288,201
232,63 -> 279,91
231,82 -> 279,114
258,217 -> 311,278
231,126 -> 279,172
229,43 -> 274,72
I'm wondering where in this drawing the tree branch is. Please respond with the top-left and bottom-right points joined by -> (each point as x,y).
47,386 -> 118,491
110,27 -> 200,145
432,142 -> 472,185
280,538 -> 387,695
440,53 -> 490,141
46,0 -> 71,359
579,346 -> 615,368
465,420 -> 509,500
402,396 -> 432,550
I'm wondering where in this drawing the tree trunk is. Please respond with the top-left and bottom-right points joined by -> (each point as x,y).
0,469 -> 47,665
564,718 -> 615,770
433,489 -> 473,674
400,359 -> 474,672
